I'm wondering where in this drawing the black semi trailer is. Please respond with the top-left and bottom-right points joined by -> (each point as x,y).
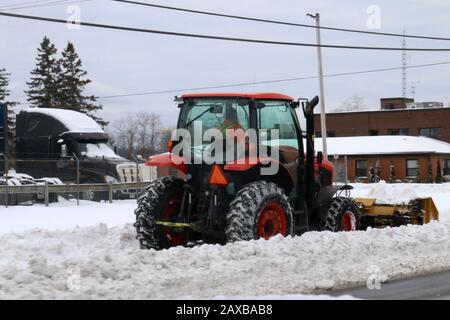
15,108 -> 139,200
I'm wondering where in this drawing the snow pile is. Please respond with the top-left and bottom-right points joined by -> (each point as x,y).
0,220 -> 449,299
359,181 -> 420,205
0,182 -> 449,299
351,182 -> 450,220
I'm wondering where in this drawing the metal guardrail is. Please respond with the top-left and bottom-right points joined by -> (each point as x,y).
0,182 -> 151,207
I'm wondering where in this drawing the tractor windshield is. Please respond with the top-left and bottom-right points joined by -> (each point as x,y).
178,98 -> 250,146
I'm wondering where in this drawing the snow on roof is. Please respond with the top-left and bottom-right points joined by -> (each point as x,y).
314,135 -> 450,156
24,108 -> 103,133
320,106 -> 450,115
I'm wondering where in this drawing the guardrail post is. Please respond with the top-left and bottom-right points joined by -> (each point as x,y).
109,181 -> 113,203
73,153 -> 80,206
4,174 -> 8,208
344,155 -> 348,185
44,181 -> 49,207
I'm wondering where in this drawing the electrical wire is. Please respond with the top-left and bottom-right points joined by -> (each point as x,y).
112,0 -> 450,41
96,61 -> 450,99
0,0 -> 92,12
2,12 -> 450,51
0,0 -> 55,10
14,61 -> 450,104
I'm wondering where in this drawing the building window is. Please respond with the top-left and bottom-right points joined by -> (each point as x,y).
355,160 -> 367,178
369,130 -> 378,136
315,131 -> 321,138
419,128 -> 441,138
327,131 -> 336,137
444,160 -> 450,176
388,128 -> 409,135
406,159 -> 419,177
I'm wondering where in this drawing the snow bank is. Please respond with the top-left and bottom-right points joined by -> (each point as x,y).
0,220 -> 449,299
0,182 -> 449,299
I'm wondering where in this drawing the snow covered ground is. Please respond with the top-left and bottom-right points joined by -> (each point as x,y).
0,198 -> 136,234
0,183 -> 449,299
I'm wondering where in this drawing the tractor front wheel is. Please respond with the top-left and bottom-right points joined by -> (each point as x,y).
324,197 -> 361,232
134,176 -> 187,249
225,181 -> 294,242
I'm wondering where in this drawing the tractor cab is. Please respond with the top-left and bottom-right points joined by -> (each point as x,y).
176,93 -> 301,165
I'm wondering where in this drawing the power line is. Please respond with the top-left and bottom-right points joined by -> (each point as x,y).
94,61 -> 450,99
15,61 -> 450,105
2,11 -> 450,52
112,0 -> 450,42
0,0 -> 92,12
0,0 -> 55,10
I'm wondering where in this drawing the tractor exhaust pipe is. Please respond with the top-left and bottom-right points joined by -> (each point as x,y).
302,96 -> 319,212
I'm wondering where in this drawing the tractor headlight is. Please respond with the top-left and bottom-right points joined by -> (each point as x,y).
104,175 -> 118,184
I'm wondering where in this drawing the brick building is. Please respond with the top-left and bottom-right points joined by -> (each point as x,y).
314,136 -> 450,183
314,98 -> 450,143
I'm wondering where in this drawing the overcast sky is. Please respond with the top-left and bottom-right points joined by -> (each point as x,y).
1,0 -> 450,128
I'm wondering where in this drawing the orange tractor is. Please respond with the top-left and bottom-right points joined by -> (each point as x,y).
134,93 -> 438,249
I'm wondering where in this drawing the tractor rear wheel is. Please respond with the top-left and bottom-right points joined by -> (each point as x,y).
324,197 -> 361,232
134,176 -> 186,250
225,181 -> 293,242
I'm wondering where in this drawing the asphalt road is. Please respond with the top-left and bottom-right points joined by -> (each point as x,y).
329,270 -> 450,300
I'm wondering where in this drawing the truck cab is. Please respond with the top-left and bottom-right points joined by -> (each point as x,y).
15,108 -> 138,198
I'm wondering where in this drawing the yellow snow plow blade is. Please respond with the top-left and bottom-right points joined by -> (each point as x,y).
355,197 -> 439,228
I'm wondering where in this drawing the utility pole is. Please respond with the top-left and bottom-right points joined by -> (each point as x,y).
402,29 -> 407,98
307,12 -> 328,158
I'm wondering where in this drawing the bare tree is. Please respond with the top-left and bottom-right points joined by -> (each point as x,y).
135,112 -> 162,156
159,127 -> 174,153
108,112 -> 169,160
333,95 -> 367,112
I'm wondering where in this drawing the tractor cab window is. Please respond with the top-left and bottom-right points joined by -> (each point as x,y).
257,101 -> 299,150
178,99 -> 250,147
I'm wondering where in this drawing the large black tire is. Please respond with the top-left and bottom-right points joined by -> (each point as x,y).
225,181 -> 294,242
134,176 -> 185,250
324,197 -> 361,232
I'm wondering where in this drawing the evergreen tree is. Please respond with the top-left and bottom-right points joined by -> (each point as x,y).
0,68 -> 18,162
57,42 -> 107,127
416,165 -> 422,183
368,166 -> 375,183
436,160 -> 443,184
375,160 -> 381,182
388,160 -> 396,183
25,36 -> 60,108
427,158 -> 433,183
